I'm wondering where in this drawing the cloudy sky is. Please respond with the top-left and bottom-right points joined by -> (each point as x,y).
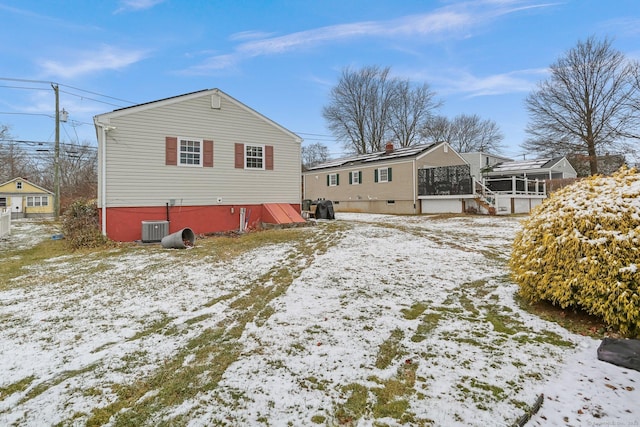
1,0 -> 639,159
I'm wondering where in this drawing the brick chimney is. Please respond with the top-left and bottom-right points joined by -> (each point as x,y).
385,142 -> 394,154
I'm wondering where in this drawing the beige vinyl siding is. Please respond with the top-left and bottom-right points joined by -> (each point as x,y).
415,143 -> 466,168
302,143 -> 468,214
304,159 -> 415,203
304,144 -> 466,203
98,93 -> 301,207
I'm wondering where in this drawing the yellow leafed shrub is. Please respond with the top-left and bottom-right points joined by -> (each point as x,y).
510,167 -> 640,336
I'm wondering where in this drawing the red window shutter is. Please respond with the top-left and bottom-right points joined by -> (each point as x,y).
166,137 -> 177,165
203,140 -> 214,167
235,143 -> 244,168
265,145 -> 274,170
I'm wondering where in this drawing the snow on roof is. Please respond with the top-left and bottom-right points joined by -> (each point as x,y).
491,157 -> 563,172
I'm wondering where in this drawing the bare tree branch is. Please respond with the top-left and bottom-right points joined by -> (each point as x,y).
524,36 -> 640,175
323,66 -> 440,154
421,114 -> 504,153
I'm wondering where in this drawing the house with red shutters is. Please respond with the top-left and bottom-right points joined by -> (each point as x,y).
94,89 -> 304,242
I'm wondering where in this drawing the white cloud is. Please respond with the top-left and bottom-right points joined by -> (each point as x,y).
186,1 -> 554,73
39,45 -> 148,79
115,0 -> 165,14
434,67 -> 548,97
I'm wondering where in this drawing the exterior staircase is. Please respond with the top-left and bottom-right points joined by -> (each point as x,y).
474,181 -> 497,215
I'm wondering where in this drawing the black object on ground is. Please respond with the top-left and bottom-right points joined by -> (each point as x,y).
597,338 -> 640,372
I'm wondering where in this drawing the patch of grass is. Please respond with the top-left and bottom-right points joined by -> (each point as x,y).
485,311 -> 517,335
202,293 -> 235,308
402,302 -> 428,320
22,364 -> 99,402
127,315 -> 175,341
372,362 -> 420,422
512,331 -> 574,348
458,294 -> 479,316
0,375 -> 36,401
411,312 -> 441,342
184,313 -> 212,325
0,239 -> 69,289
311,414 -> 326,424
375,329 -> 404,369
334,383 -> 369,425
469,378 -> 506,400
461,279 -> 493,298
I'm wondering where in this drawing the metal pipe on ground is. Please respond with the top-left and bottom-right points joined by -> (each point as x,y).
161,227 -> 196,249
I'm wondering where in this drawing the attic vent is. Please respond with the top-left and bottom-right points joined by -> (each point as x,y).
141,220 -> 169,242
211,94 -> 221,109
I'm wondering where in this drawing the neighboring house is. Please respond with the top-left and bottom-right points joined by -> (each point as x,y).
0,177 -> 54,219
302,142 -> 468,215
460,152 -> 513,181
94,89 -> 304,242
485,157 -> 577,181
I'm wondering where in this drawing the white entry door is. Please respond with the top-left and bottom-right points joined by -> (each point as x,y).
11,196 -> 22,213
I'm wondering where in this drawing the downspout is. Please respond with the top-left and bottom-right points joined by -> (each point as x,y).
101,124 -> 107,236
412,159 -> 416,214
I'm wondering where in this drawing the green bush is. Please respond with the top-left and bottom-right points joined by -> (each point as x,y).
62,199 -> 109,250
510,167 -> 640,336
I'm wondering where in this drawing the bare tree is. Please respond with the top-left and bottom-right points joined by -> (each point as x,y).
323,66 -> 393,154
0,126 -> 39,182
421,114 -> 504,153
323,66 -> 440,154
37,142 -> 97,209
389,80 -> 441,147
524,36 -> 640,175
302,142 -> 330,169
420,115 -> 453,145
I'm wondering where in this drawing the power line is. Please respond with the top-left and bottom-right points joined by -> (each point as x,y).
0,77 -> 136,105
0,138 -> 97,150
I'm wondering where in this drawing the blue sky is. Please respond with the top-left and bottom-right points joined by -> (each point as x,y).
1,0 -> 639,160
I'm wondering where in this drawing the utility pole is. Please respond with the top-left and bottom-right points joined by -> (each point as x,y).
52,83 -> 60,219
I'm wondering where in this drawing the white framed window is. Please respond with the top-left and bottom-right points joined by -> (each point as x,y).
350,171 -> 361,185
27,196 -> 49,207
0,197 -> 7,207
178,138 -> 202,166
378,168 -> 389,182
375,167 -> 392,183
245,145 -> 264,169
16,181 -> 22,190
329,173 -> 338,186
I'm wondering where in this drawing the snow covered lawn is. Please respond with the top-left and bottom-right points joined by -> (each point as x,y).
0,214 -> 638,426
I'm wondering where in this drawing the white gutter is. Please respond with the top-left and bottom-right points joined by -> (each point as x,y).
94,121 -> 111,236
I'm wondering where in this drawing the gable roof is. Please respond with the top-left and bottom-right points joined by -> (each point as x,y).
94,88 -> 302,143
0,177 -> 53,194
307,142 -> 451,171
